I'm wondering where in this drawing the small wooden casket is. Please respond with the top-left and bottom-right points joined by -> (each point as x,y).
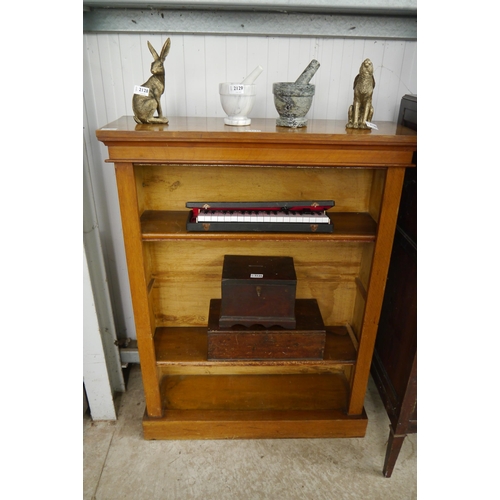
219,255 -> 297,329
208,298 -> 326,360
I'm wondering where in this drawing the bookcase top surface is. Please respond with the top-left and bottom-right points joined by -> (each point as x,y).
96,116 -> 416,145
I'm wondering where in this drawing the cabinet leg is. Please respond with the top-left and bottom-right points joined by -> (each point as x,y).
383,426 -> 406,478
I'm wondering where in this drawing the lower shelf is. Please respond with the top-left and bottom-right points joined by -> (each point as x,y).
142,372 -> 367,440
154,325 -> 357,370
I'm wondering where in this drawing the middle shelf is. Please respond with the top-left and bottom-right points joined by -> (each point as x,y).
141,210 -> 377,241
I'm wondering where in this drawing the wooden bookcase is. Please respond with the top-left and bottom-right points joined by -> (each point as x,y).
96,117 -> 417,440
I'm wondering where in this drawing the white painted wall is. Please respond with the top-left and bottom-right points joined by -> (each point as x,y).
83,32 -> 417,340
83,246 -> 118,420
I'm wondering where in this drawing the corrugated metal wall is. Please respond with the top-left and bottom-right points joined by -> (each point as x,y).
83,32 -> 417,340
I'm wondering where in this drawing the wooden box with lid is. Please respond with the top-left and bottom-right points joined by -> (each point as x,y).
219,255 -> 297,329
208,298 -> 326,360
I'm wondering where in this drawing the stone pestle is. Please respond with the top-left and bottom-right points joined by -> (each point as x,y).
294,60 -> 320,85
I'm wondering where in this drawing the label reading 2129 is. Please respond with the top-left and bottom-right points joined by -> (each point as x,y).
229,84 -> 245,94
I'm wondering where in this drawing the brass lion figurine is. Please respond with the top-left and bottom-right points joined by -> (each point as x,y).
346,58 -> 375,129
132,38 -> 171,124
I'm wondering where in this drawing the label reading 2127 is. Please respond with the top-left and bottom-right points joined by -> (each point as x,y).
229,84 -> 245,94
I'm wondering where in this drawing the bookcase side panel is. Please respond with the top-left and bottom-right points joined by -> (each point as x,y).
368,169 -> 387,223
348,167 -> 405,415
135,166 -> 145,216
114,163 -> 162,416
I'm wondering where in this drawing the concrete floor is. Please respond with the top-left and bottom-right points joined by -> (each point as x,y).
83,365 -> 416,500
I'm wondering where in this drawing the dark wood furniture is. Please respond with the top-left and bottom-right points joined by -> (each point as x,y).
96,117 -> 416,440
219,255 -> 297,329
371,94 -> 417,477
208,298 -> 326,361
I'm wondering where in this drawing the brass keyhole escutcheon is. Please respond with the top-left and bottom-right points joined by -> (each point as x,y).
256,286 -> 261,297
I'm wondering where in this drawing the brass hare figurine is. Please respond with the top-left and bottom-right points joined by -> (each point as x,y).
132,38 -> 171,124
346,58 -> 375,129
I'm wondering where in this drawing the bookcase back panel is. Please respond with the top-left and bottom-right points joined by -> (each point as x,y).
147,240 -> 364,327
139,164 -> 375,213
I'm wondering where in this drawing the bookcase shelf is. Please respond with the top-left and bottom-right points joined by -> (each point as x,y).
141,210 -> 377,241
154,325 -> 356,370
97,117 -> 416,441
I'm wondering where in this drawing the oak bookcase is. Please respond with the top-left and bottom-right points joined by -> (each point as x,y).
96,117 -> 417,440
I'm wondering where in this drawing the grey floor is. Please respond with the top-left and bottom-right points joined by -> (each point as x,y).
83,365 -> 416,500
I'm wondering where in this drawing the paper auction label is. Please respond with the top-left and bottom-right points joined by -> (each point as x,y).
229,84 -> 245,94
134,85 -> 150,96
